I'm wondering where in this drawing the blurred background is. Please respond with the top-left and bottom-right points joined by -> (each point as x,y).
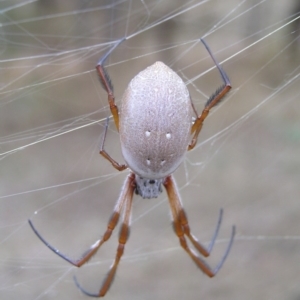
0,1 -> 300,299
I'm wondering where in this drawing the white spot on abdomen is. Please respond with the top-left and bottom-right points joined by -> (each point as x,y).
166,133 -> 171,139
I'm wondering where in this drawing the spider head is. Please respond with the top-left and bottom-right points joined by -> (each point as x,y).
134,175 -> 164,199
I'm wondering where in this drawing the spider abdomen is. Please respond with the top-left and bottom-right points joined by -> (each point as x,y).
120,61 -> 193,179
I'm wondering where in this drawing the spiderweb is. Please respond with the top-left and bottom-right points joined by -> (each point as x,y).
0,1 -> 299,299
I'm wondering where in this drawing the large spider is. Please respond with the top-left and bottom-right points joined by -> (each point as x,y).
29,37 -> 235,297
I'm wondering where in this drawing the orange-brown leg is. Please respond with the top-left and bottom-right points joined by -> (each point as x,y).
74,173 -> 135,297
189,38 -> 231,151
96,38 -> 125,131
99,118 -> 127,171
164,175 -> 235,277
28,173 -> 134,270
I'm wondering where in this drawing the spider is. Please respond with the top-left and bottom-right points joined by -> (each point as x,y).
29,37 -> 235,297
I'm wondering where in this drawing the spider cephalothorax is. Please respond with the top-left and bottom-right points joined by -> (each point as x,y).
134,175 -> 164,199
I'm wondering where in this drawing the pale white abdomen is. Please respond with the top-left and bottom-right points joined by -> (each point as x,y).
120,61 -> 193,179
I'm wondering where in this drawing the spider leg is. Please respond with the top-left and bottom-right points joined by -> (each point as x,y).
75,173 -> 135,297
188,38 -> 231,151
178,207 -> 223,257
163,175 -> 235,277
99,117 -> 127,171
96,38 -> 126,131
28,173 -> 134,269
